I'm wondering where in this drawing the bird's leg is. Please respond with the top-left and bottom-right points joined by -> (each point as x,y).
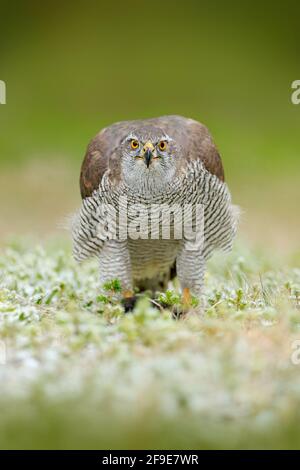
98,240 -> 136,310
182,287 -> 192,307
176,241 -> 205,312
121,288 -> 138,312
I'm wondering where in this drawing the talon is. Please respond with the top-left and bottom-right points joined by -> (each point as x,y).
121,295 -> 137,312
172,304 -> 184,319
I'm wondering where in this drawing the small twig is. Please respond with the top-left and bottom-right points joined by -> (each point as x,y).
149,298 -> 164,311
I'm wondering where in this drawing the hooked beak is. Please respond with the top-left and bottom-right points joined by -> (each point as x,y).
143,142 -> 154,168
144,149 -> 153,168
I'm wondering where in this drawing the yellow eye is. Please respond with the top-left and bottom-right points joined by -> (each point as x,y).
131,139 -> 139,150
158,141 -> 167,151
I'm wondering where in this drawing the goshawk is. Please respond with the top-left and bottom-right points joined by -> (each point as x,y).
72,115 -> 238,309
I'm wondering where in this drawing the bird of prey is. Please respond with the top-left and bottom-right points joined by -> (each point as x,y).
72,115 -> 238,310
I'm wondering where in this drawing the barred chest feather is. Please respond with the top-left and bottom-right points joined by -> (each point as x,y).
72,160 -> 239,278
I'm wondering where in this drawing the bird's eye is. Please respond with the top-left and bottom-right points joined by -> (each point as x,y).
158,141 -> 168,151
130,139 -> 139,150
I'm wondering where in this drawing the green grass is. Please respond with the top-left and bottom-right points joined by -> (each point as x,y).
0,240 -> 300,449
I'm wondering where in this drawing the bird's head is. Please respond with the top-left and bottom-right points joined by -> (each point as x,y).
120,126 -> 178,191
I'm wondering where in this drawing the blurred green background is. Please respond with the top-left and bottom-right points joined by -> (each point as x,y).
0,0 -> 299,253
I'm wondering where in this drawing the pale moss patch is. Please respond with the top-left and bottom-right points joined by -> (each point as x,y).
0,241 -> 299,449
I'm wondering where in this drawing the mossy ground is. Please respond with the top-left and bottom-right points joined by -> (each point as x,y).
0,240 -> 299,449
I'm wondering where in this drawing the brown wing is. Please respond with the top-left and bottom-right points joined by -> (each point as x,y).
80,142 -> 107,199
80,120 -> 136,199
185,119 -> 225,181
80,115 -> 225,199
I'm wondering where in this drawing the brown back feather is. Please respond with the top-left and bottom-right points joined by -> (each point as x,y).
80,115 -> 224,199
